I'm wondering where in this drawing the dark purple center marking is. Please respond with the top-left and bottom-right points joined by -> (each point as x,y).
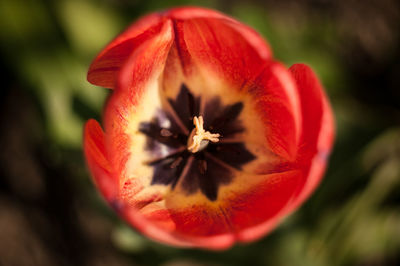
139,84 -> 255,201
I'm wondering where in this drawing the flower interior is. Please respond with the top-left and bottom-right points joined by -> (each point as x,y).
139,84 -> 255,201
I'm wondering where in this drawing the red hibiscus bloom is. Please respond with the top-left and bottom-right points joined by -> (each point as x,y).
84,6 -> 334,249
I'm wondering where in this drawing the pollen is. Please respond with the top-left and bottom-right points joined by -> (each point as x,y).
187,116 -> 220,153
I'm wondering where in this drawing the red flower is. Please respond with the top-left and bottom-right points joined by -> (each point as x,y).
84,6 -> 334,249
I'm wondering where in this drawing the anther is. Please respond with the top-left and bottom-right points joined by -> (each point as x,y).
187,116 -> 220,153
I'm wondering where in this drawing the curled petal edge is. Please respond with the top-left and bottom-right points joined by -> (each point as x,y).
287,63 -> 335,212
87,13 -> 165,88
84,119 -> 118,201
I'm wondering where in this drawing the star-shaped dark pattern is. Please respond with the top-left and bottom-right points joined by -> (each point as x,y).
139,84 -> 256,201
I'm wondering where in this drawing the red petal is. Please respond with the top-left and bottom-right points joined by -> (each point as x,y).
167,205 -> 233,237
121,204 -> 235,249
168,6 -> 271,60
83,119 -> 118,201
87,13 -> 165,88
119,204 -> 195,248
178,16 -> 271,88
116,20 -> 174,94
103,20 -> 174,179
162,171 -> 300,243
250,62 -> 302,161
287,63 -> 335,210
167,6 -> 232,20
231,170 -> 301,242
219,18 -> 272,61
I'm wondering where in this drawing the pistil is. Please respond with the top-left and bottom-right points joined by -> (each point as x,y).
187,116 -> 220,153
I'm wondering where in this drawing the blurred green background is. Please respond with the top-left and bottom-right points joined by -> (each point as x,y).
1,0 -> 399,265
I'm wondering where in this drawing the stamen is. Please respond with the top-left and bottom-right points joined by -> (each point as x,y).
160,128 -> 173,137
170,156 -> 183,169
198,160 -> 207,174
187,116 -> 220,153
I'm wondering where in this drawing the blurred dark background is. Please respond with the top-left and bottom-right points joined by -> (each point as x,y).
0,0 -> 399,265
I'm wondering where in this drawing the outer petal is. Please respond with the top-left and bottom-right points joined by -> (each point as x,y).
288,64 -> 335,210
232,170 -> 301,242
178,16 -> 269,88
120,203 -> 235,249
83,119 -> 118,201
167,6 -> 271,60
250,62 -> 302,161
87,13 -> 165,88
165,170 -> 301,243
167,6 -> 233,20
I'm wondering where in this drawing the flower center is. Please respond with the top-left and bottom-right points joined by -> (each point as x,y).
187,116 -> 220,153
139,83 -> 255,201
